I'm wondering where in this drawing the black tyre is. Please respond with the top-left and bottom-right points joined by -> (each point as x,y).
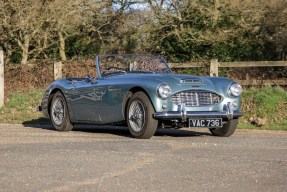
50,91 -> 73,131
127,92 -> 158,139
209,119 -> 238,137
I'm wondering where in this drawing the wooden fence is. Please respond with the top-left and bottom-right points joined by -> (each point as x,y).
7,59 -> 287,85
169,59 -> 287,86
52,60 -> 287,86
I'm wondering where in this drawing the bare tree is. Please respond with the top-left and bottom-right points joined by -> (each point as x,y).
0,0 -> 97,63
0,0 -> 47,66
224,0 -> 287,60
44,0 -> 95,61
80,0 -> 146,54
261,0 -> 287,60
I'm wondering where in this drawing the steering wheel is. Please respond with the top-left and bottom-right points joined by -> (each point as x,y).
102,68 -> 126,77
106,66 -> 125,71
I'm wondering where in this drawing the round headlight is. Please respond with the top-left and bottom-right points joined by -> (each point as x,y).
157,84 -> 172,99
229,83 -> 243,97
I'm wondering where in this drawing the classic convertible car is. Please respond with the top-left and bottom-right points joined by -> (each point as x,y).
38,55 -> 243,139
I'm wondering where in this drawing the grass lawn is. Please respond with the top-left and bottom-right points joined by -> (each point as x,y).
0,89 -> 51,125
239,86 -> 287,130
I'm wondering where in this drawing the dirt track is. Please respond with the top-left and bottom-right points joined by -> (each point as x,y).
0,124 -> 286,192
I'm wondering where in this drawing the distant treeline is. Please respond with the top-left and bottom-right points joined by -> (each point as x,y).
0,0 -> 286,65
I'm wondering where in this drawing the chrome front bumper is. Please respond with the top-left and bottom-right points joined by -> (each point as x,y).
153,102 -> 242,122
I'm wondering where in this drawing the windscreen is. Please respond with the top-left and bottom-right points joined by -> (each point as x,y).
97,55 -> 172,76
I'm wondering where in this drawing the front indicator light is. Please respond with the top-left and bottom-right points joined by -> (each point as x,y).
232,101 -> 238,108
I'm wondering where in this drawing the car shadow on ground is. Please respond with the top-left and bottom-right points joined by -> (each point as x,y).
72,125 -> 212,138
22,119 -> 212,138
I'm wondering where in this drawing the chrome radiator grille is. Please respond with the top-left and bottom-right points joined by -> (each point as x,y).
171,91 -> 221,107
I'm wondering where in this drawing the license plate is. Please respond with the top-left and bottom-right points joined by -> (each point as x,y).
189,118 -> 222,128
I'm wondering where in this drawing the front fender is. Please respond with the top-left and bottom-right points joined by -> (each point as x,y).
40,80 -> 76,122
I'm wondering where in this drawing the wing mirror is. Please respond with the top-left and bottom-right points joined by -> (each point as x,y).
84,74 -> 93,82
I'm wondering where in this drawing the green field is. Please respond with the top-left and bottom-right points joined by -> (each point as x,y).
0,87 -> 286,130
240,86 -> 287,130
0,89 -> 51,125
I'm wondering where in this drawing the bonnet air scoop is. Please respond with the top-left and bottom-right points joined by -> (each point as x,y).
180,78 -> 204,84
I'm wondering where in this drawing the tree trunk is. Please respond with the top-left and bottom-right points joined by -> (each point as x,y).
58,31 -> 67,61
0,47 -> 4,108
212,0 -> 220,26
3,42 -> 12,64
20,34 -> 30,67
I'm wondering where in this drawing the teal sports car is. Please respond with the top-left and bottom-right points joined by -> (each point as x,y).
38,55 -> 243,139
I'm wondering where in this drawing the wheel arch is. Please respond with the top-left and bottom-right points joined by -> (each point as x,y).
47,88 -> 65,116
123,86 -> 156,120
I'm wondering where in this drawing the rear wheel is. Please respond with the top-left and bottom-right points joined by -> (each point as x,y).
209,119 -> 238,137
50,91 -> 73,131
127,92 -> 158,139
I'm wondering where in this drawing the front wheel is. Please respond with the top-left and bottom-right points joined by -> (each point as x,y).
209,119 -> 238,137
50,91 -> 73,131
127,92 -> 158,139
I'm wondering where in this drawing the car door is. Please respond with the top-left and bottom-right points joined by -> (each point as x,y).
94,78 -> 127,123
69,79 -> 101,122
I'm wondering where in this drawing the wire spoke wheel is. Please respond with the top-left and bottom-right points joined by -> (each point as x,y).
51,97 -> 65,126
127,92 -> 158,139
50,91 -> 73,131
128,100 -> 145,132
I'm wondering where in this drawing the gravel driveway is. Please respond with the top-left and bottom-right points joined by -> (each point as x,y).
0,124 -> 286,192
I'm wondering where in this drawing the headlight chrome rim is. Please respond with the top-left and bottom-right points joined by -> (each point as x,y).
157,84 -> 172,99
229,82 -> 243,97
